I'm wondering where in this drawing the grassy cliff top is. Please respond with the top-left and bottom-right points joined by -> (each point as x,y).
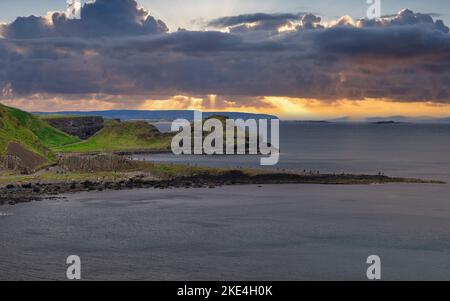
0,104 -> 80,162
39,114 -> 87,119
55,120 -> 172,153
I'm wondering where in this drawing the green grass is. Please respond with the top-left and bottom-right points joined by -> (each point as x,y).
0,161 -> 226,184
0,103 -> 80,162
55,120 -> 172,153
0,171 -> 132,184
39,114 -> 85,120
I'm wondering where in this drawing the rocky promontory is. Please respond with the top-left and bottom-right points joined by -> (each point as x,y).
0,169 -> 444,206
42,116 -> 105,140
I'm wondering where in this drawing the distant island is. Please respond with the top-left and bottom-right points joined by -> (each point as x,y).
35,110 -> 278,122
34,110 -> 450,124
371,121 -> 404,125
365,116 -> 450,124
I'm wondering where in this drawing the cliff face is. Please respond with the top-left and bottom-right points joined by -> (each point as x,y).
0,104 -> 80,173
1,142 -> 47,173
43,116 -> 104,140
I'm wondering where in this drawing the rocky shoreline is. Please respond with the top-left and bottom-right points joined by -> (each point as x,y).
0,170 -> 443,206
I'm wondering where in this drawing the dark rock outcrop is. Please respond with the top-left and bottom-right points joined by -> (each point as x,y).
58,153 -> 134,172
2,142 -> 47,173
43,116 -> 104,139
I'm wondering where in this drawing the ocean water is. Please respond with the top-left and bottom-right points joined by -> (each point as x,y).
139,123 -> 450,181
1,123 -> 450,280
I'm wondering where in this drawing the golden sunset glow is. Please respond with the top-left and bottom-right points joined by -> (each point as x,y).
277,22 -> 297,32
138,96 -> 450,120
261,97 -> 450,120
3,95 -> 450,120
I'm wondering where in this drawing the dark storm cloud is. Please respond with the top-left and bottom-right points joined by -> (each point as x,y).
0,5 -> 449,104
207,13 -> 306,28
207,12 -> 323,33
0,0 -> 168,38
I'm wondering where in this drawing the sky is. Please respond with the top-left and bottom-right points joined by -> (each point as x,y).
1,0 -> 449,29
0,0 -> 450,119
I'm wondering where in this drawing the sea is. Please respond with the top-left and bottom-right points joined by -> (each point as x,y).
1,122 -> 450,280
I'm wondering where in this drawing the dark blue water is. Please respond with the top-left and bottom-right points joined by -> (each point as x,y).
139,123 -> 450,181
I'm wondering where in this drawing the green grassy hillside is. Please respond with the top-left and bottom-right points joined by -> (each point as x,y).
0,104 -> 80,162
55,120 -> 172,153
